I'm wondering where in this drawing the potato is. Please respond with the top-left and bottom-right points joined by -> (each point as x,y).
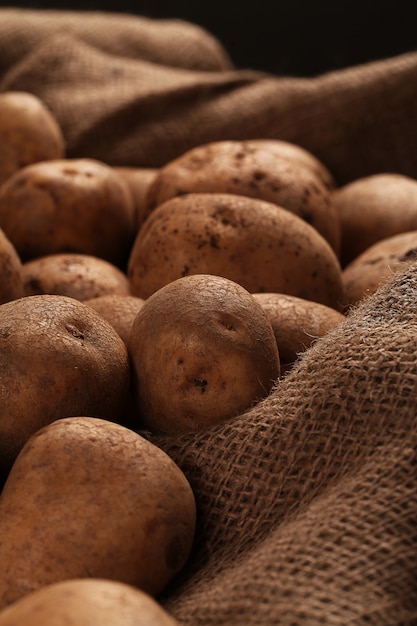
22,253 -> 131,301
0,91 -> 65,187
114,166 -> 159,233
342,230 -> 417,308
0,579 -> 180,626
0,228 -> 24,305
143,139 -> 341,253
85,294 -> 145,346
252,292 -> 345,375
128,274 -> 280,433
0,158 -> 136,268
128,192 -> 344,310
0,416 -> 196,609
0,295 -> 130,474
332,172 -> 417,266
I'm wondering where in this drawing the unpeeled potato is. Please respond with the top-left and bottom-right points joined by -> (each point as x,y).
128,273 -> 280,433
114,166 -> 159,233
0,579 -> 180,626
0,91 -> 65,187
85,294 -> 145,346
128,192 -> 344,310
0,416 -> 196,609
0,294 -> 130,473
0,228 -> 24,305
252,292 -> 345,374
22,253 -> 131,301
144,139 -> 340,253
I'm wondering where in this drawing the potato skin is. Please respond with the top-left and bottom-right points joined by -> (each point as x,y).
0,91 -> 65,187
85,294 -> 145,345
114,166 -> 159,233
0,579 -> 180,626
22,253 -> 131,301
0,158 -> 136,268
0,295 -> 130,473
128,274 -> 280,433
342,230 -> 417,308
144,140 -> 340,253
0,228 -> 24,305
0,417 -> 196,609
333,173 -> 417,266
252,292 -> 345,374
128,192 -> 344,310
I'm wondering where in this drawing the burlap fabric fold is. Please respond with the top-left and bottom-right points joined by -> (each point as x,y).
153,261 -> 417,625
1,8 -> 417,185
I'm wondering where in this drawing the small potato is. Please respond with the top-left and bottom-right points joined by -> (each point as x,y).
128,193 -> 344,311
0,228 -> 24,305
128,274 -> 280,433
144,139 -> 340,253
0,158 -> 136,268
0,295 -> 130,473
85,294 -> 145,345
22,253 -> 131,301
114,166 -> 159,233
342,230 -> 417,308
0,579 -> 180,626
0,91 -> 65,187
252,292 -> 345,375
333,172 -> 417,266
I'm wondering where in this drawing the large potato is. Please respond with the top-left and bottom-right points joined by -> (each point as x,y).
252,292 -> 345,375
0,228 -> 24,305
0,417 -> 196,609
332,172 -> 417,266
342,230 -> 417,308
0,91 -> 65,187
128,274 -> 280,433
22,253 -> 131,301
144,139 -> 340,253
0,158 -> 136,268
128,193 -> 344,310
0,295 -> 130,474
0,579 -> 180,626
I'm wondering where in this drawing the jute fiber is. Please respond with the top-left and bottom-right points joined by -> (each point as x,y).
0,9 -> 416,624
1,8 -> 417,185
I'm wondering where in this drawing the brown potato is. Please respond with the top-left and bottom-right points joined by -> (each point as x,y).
0,158 -> 136,268
128,193 -> 344,310
332,172 -> 417,266
85,294 -> 145,346
22,253 -> 131,301
144,139 -> 341,253
0,416 -> 196,609
252,292 -> 345,375
342,230 -> 417,308
0,91 -> 65,187
0,579 -> 180,626
0,228 -> 24,304
114,166 -> 159,233
0,295 -> 130,474
128,274 -> 280,433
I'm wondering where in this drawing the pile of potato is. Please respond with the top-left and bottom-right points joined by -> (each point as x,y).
1,90 -> 417,623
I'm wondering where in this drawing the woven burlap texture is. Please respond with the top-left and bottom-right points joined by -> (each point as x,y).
154,261 -> 417,625
1,8 -> 417,185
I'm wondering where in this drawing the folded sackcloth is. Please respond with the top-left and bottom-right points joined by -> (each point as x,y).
1,8 -> 417,184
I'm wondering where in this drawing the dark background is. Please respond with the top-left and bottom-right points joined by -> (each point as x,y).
2,1 -> 417,76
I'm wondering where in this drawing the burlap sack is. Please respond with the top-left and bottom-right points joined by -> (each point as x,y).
0,9 -> 416,625
1,8 -> 417,185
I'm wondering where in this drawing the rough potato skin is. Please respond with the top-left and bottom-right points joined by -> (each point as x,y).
85,294 -> 145,345
0,295 -> 130,473
0,158 -> 136,268
0,417 -> 196,610
0,91 -> 65,187
22,253 -> 131,301
128,274 -> 280,433
128,193 -> 345,310
0,579 -> 180,626
0,228 -> 24,305
144,140 -> 340,253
